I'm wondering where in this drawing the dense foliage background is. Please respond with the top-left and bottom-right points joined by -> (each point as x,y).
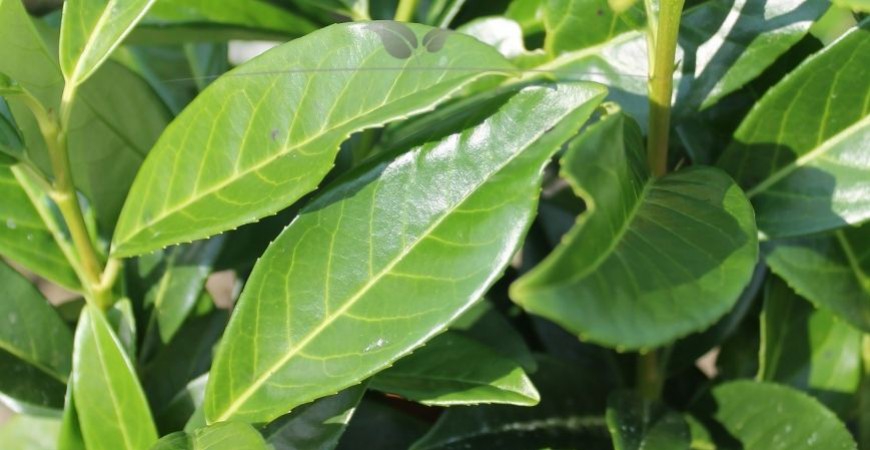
0,0 -> 868,449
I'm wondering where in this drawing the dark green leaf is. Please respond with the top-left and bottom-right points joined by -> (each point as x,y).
450,300 -> 537,372
765,223 -> 870,331
718,21 -> 870,238
72,305 -> 158,450
204,83 -> 606,424
337,399 -> 430,450
112,21 -> 514,256
701,381 -> 856,450
0,261 -> 72,410
157,375 -> 208,436
263,384 -> 367,450
606,391 -> 690,450
760,276 -> 862,416
511,112 -> 758,350
371,331 -> 539,406
151,422 -> 268,450
0,99 -> 24,160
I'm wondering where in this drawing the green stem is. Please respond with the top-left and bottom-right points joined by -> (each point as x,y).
637,350 -> 665,401
646,0 -> 685,177
394,0 -> 419,22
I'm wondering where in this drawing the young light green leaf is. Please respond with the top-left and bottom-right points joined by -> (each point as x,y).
60,0 -> 157,87
371,332 -> 540,406
718,21 -> 870,238
0,414 -> 62,450
606,391 -> 690,450
58,384 -> 86,450
506,0 -> 546,35
204,82 -> 606,424
543,0 -> 645,56
0,164 -> 81,291
0,261 -> 73,410
703,381 -> 857,450
151,422 -> 268,450
765,223 -> 870,332
263,384 -> 367,450
760,276 -> 862,415
112,21 -> 514,257
511,112 -> 758,350
72,305 -> 158,450
411,357 -> 612,450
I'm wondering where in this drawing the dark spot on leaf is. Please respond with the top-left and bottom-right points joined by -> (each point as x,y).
365,22 -> 419,60
596,9 -> 603,16
270,129 -> 279,141
422,29 -> 451,53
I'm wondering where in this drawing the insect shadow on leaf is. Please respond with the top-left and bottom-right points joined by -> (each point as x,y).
364,22 -> 419,60
422,29 -> 452,53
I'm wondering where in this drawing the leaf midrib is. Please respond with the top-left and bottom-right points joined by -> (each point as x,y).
212,100 -> 575,422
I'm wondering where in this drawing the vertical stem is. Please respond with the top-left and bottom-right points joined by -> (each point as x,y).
394,0 -> 419,22
637,350 -> 664,401
646,0 -> 685,177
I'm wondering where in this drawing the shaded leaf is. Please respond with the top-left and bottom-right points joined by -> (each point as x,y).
718,21 -> 870,238
760,276 -> 862,416
337,399 -> 429,450
0,99 -> 24,160
765,223 -> 870,331
263,384 -> 367,450
204,83 -> 606,424
60,0 -> 158,87
450,300 -> 537,372
151,422 -> 267,450
112,21 -> 513,256
371,332 -> 540,406
511,112 -> 758,350
606,391 -> 690,450
72,305 -> 158,450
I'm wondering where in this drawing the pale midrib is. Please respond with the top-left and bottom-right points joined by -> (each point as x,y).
213,104 -> 578,422
746,114 -> 870,198
88,316 -> 135,450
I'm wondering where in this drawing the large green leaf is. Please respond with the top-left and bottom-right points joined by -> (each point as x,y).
60,0 -> 157,87
0,164 -> 80,291
72,306 -> 158,450
765,223 -> 870,331
112,21 -> 514,257
759,276 -> 862,415
701,381 -> 856,450
204,82 -> 606,424
606,391 -> 690,450
543,0 -> 645,56
0,261 -> 72,410
411,357 -> 612,450
718,21 -> 870,238
511,112 -> 758,350
263,384 -> 366,450
371,331 -> 539,406
151,422 -> 268,450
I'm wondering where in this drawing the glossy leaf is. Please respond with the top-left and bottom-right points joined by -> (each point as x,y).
765,223 -> 870,332
112,21 -> 514,257
60,0 -> 158,87
411,357 -> 612,450
511,112 -> 758,350
543,0 -> 645,56
151,422 -> 268,450
718,21 -> 870,238
72,306 -> 158,450
0,163 -> 80,291
371,331 -> 540,406
0,261 -> 72,410
263,384 -> 367,450
760,276 -> 862,415
703,381 -> 856,450
204,83 -> 606,424
606,391 -> 690,450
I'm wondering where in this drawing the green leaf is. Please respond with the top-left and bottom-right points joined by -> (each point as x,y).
0,99 -> 24,160
112,21 -> 514,257
60,0 -> 157,87
151,422 -> 268,450
263,384 -> 366,450
411,357 -> 612,450
759,276 -> 863,415
543,0 -> 645,56
718,21 -> 870,238
765,223 -> 870,332
0,414 -> 62,450
0,70 -> 22,95
337,399 -> 429,450
511,112 -> 758,350
371,331 -> 540,406
0,164 -> 81,291
0,261 -> 73,410
58,384 -> 86,450
204,82 -> 606,424
506,0 -> 546,35
702,381 -> 857,450
606,391 -> 690,450
450,300 -> 537,372
72,305 -> 158,450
